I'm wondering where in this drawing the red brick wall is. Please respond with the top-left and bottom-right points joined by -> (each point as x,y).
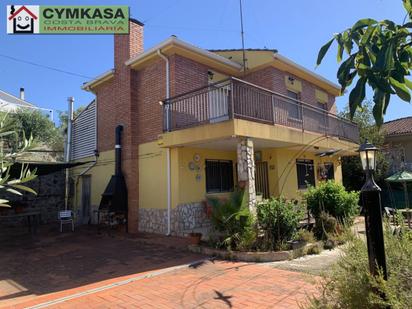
244,66 -> 286,95
244,67 -> 337,113
134,59 -> 166,144
169,54 -> 209,97
94,20 -> 144,233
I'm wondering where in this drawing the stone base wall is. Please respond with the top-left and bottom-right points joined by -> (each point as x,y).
0,171 -> 65,227
138,202 -> 212,237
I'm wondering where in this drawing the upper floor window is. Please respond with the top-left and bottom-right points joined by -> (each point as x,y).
287,90 -> 302,120
296,159 -> 315,189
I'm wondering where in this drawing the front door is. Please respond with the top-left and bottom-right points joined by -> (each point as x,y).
255,161 -> 270,199
81,175 -> 91,224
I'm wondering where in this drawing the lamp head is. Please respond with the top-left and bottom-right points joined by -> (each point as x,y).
358,139 -> 378,172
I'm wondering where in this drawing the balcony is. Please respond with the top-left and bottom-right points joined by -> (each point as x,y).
162,77 -> 359,143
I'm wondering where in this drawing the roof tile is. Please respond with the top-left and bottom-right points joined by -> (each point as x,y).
383,116 -> 412,136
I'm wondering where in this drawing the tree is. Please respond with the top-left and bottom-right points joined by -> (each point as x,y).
11,110 -> 63,152
58,106 -> 85,136
317,0 -> 412,125
340,100 -> 388,190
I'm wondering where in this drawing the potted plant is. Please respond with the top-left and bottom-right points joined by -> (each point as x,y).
188,231 -> 202,245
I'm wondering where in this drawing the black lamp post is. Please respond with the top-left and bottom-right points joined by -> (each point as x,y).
359,140 -> 387,280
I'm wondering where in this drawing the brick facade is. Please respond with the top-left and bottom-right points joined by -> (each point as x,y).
94,22 -> 210,232
169,54 -> 209,97
244,66 -> 336,113
94,20 -> 144,233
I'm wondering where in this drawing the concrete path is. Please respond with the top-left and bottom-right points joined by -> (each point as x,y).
270,247 -> 343,275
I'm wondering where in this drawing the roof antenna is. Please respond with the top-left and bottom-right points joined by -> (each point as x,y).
239,0 -> 246,75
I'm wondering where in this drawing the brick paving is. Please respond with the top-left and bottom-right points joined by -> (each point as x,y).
15,261 -> 318,309
0,226 -> 204,308
0,227 -> 319,309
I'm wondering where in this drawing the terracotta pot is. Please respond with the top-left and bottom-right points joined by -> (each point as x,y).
188,232 -> 202,245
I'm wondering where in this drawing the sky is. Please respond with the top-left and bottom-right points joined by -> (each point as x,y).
0,0 -> 410,123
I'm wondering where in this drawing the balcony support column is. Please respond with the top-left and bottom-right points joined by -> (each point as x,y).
237,138 -> 256,213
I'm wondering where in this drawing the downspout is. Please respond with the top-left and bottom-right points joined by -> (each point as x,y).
157,49 -> 171,236
65,97 -> 74,211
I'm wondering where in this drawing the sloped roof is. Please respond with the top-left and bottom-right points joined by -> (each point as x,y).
0,89 -> 35,108
383,117 -> 412,136
209,48 -> 278,52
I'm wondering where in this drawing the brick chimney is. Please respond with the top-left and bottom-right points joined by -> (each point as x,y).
113,18 -> 144,233
114,18 -> 144,71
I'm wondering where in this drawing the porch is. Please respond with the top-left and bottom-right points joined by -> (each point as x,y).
161,77 -> 359,144
139,134 -> 349,236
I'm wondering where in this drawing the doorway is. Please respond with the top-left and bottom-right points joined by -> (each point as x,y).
208,79 -> 230,123
255,161 -> 270,199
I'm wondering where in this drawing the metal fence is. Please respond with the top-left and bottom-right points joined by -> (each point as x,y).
163,77 -> 359,143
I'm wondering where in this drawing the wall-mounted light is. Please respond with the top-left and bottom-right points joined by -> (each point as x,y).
207,70 -> 214,81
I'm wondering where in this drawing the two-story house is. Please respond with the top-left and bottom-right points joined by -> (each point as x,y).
70,19 -> 359,235
383,117 -> 412,172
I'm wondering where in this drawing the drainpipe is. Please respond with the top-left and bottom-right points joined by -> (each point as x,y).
157,49 -> 171,236
65,97 -> 74,211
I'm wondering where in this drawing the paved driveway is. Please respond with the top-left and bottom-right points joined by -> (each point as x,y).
1,226 -> 318,309
17,260 -> 317,309
0,226 -> 204,308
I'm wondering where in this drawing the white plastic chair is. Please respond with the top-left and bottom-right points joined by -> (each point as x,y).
58,210 -> 74,232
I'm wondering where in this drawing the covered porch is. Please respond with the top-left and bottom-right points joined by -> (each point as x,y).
144,122 -> 358,236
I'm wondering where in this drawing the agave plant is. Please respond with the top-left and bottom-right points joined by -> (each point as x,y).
0,112 -> 37,207
208,189 -> 256,251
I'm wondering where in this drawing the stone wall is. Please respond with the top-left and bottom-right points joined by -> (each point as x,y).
138,202 -> 212,237
0,171 -> 65,227
237,138 -> 256,213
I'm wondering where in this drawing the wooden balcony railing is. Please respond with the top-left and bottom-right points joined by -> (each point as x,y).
162,77 -> 359,143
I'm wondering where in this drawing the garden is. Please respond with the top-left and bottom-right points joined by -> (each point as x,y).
191,180 -> 360,262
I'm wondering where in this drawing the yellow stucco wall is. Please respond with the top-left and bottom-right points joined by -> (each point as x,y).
175,147 -> 237,205
138,141 -> 168,209
70,142 -> 344,216
261,148 -> 342,200
70,150 -> 115,216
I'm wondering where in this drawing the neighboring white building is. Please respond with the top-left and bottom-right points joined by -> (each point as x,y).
0,88 -> 54,120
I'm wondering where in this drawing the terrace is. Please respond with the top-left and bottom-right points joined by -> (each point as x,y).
162,77 -> 359,143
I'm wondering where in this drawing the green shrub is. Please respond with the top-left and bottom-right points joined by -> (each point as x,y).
208,190 -> 256,251
295,229 -> 316,243
307,243 -> 323,255
307,222 -> 412,309
304,180 -> 359,222
256,197 -> 304,251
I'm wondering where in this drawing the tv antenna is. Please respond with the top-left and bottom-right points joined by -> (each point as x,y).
239,0 -> 246,74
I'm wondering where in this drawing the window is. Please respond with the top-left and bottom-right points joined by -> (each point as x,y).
205,160 -> 234,193
287,90 -> 302,120
319,162 -> 334,181
296,159 -> 315,189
